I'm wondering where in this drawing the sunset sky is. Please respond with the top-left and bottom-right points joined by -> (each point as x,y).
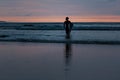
0,0 -> 120,22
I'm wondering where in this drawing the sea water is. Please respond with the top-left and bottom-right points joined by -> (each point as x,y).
0,22 -> 120,44
0,22 -> 120,80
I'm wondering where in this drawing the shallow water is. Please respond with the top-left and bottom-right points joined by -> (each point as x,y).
0,30 -> 120,44
0,42 -> 120,80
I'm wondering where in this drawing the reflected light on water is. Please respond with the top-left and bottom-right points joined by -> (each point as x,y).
0,42 -> 120,80
64,42 -> 72,80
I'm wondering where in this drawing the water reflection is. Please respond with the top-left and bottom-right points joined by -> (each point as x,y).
65,42 -> 72,67
64,42 -> 72,80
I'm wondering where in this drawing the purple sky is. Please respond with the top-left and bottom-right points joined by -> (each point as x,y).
0,0 -> 120,22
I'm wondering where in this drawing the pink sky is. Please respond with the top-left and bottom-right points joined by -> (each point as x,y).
0,0 -> 120,22
1,16 -> 120,22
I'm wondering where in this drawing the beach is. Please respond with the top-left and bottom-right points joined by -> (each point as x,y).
1,0 -> 120,79
0,42 -> 120,80
0,22 -> 120,80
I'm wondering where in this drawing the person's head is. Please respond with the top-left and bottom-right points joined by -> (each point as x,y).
66,17 -> 69,21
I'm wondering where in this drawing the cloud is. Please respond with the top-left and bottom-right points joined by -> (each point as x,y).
0,0 -> 120,16
0,0 -> 120,22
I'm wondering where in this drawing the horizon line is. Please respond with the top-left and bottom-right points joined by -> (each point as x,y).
1,21 -> 120,23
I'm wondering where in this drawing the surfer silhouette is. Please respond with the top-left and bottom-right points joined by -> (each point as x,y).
64,17 -> 73,38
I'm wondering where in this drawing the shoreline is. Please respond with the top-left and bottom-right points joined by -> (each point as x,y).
1,40 -> 120,45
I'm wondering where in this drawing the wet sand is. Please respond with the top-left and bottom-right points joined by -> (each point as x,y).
0,42 -> 120,80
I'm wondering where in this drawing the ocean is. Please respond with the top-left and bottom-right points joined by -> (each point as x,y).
0,22 -> 120,80
0,22 -> 120,44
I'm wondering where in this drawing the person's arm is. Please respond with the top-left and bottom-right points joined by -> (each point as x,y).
70,21 -> 73,30
64,22 -> 66,30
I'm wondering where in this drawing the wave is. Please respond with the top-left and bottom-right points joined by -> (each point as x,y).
0,30 -> 120,44
0,22 -> 120,30
0,38 -> 120,44
0,32 -> 120,44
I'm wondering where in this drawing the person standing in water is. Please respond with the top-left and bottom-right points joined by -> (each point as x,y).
64,17 -> 73,38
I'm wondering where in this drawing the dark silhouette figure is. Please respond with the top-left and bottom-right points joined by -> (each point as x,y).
64,17 -> 73,39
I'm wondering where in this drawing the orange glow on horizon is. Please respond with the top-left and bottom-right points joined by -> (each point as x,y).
0,16 -> 120,22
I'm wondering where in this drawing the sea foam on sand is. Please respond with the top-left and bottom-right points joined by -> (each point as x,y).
0,30 -> 120,44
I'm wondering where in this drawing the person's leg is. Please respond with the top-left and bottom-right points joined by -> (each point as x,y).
66,29 -> 70,39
